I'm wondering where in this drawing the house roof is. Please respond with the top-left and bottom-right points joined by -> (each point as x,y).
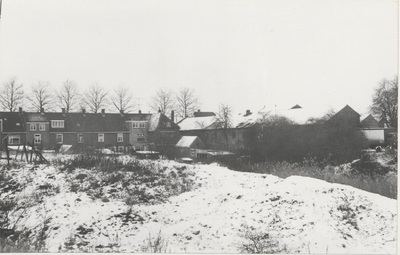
232,106 -> 332,127
1,110 -> 177,134
193,111 -> 216,117
24,113 -> 47,122
0,112 -> 26,132
178,105 -> 336,130
361,114 -> 379,128
269,107 -> 330,125
176,136 -> 202,147
23,112 -> 130,133
65,113 -> 130,132
178,116 -> 217,130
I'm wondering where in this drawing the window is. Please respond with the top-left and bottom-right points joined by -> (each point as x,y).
39,124 -> 45,131
137,133 -> 145,142
132,121 -> 147,128
98,133 -> 104,143
197,153 -> 207,159
51,120 -> 64,128
34,134 -> 41,144
117,133 -> 123,142
30,124 -> 36,131
118,146 -> 124,153
78,134 -> 84,143
8,135 -> 20,145
56,134 -> 63,144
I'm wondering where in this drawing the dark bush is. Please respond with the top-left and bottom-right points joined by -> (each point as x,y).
245,122 -> 368,165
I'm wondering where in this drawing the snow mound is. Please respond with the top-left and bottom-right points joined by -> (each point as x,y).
2,160 -> 397,253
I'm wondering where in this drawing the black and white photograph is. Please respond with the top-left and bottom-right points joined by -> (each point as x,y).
0,0 -> 397,253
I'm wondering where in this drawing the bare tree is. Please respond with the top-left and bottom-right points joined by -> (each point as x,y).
215,103 -> 233,129
110,85 -> 135,113
27,81 -> 53,112
176,87 -> 199,120
82,83 -> 109,113
149,88 -> 175,114
370,76 -> 398,128
0,76 -> 24,112
57,80 -> 80,112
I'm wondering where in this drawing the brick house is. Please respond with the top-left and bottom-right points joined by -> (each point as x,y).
0,108 -> 179,155
0,111 -> 26,151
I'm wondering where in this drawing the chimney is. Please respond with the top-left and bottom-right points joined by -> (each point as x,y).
101,109 -> 105,116
120,109 -> 124,114
40,107 -> 44,114
19,107 -> 22,113
244,110 -> 252,116
198,109 -> 200,112
62,108 -> 66,114
139,110 -> 141,114
82,109 -> 86,114
171,110 -> 175,123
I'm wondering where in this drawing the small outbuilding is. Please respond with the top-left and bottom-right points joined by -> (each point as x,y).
175,136 -> 207,160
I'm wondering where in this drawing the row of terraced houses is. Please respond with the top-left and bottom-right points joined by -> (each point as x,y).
0,108 -> 180,156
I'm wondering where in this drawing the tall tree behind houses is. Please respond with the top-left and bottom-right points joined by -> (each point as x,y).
0,76 -> 24,112
27,81 -> 53,112
57,80 -> 80,113
370,76 -> 398,128
215,103 -> 233,129
82,83 -> 109,113
176,87 -> 199,120
111,85 -> 135,113
150,88 -> 175,114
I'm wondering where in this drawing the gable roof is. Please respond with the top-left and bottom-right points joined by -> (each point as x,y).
176,136 -> 204,148
146,113 -> 180,132
361,114 -> 379,128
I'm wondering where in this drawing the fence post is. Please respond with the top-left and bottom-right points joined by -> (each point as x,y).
5,137 -> 10,166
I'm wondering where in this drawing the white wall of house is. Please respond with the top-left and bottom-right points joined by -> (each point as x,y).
361,129 -> 385,145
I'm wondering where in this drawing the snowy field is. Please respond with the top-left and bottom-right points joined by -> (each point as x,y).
0,156 -> 397,253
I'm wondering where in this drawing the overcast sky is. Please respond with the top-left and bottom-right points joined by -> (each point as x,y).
0,0 -> 397,116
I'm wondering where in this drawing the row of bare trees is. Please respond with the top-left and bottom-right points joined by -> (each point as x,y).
0,77 -> 137,113
150,87 -> 200,121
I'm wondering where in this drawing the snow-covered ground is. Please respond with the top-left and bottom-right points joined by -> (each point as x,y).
1,159 -> 397,253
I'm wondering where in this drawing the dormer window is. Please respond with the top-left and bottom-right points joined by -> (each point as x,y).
133,121 -> 147,128
51,120 -> 64,128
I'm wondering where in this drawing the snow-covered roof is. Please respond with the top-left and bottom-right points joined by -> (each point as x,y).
233,106 -> 333,126
178,105 -> 338,130
176,136 -> 199,147
178,116 -> 217,130
270,106 -> 331,124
